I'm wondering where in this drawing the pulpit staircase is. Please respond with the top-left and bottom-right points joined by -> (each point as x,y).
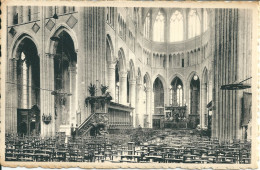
77,112 -> 96,136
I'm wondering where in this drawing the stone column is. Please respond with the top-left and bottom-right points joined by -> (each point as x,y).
107,61 -> 116,101
146,87 -> 152,128
69,66 -> 77,128
119,71 -> 127,105
201,83 -> 207,128
28,64 -> 32,107
45,53 -> 55,137
49,54 -> 55,137
7,59 -> 18,133
129,80 -> 136,127
135,82 -> 142,127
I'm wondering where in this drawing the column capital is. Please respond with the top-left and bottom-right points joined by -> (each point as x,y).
10,57 -> 18,61
108,60 -> 117,69
202,82 -> 207,87
108,59 -> 117,65
119,71 -> 127,78
145,87 -> 151,92
45,53 -> 55,59
137,82 -> 142,87
129,79 -> 136,85
68,66 -> 77,72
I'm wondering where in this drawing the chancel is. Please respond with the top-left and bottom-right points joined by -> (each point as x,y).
4,6 -> 253,164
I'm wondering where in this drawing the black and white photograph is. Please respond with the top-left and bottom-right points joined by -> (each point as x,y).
1,1 -> 258,169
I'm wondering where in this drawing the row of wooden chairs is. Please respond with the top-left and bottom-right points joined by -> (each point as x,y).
5,131 -> 251,163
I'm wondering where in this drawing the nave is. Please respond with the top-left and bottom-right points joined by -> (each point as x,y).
4,6 -> 254,165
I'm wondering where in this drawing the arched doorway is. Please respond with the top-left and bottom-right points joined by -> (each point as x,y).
152,77 -> 164,129
16,38 -> 40,136
53,30 -> 77,132
189,74 -> 200,128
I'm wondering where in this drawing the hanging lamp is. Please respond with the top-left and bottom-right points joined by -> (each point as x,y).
50,6 -> 60,42
193,11 -> 199,81
220,77 -> 252,90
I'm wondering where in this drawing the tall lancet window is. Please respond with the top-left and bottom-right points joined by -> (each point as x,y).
188,9 -> 201,38
203,9 -> 208,32
177,85 -> 183,106
143,12 -> 150,39
153,10 -> 165,42
170,10 -> 183,42
170,77 -> 183,106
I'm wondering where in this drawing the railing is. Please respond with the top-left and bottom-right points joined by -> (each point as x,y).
77,112 -> 96,136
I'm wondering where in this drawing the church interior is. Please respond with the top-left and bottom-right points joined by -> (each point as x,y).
4,6 -> 253,163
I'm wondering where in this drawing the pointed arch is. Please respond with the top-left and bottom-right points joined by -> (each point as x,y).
187,71 -> 200,84
129,59 -> 136,81
136,67 -> 142,84
170,76 -> 184,106
202,67 -> 208,84
10,33 -> 39,60
153,76 -> 165,117
143,11 -> 151,39
203,9 -> 208,32
117,48 -> 126,72
188,9 -> 201,38
10,35 -> 41,135
153,9 -> 165,42
143,72 -> 151,89
106,34 -> 114,62
170,10 -> 184,42
46,24 -> 78,54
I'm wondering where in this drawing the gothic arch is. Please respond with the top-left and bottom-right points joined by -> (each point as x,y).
11,35 -> 41,135
136,67 -> 142,84
143,72 -> 151,88
151,8 -> 167,26
187,71 -> 200,85
117,48 -> 126,72
10,33 -> 39,60
129,59 -> 136,81
202,67 -> 208,84
152,74 -> 166,90
106,34 -> 114,62
169,73 -> 185,86
46,24 -> 78,54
